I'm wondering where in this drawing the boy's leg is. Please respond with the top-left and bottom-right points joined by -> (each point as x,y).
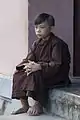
11,98 -> 29,115
12,70 -> 48,115
25,71 -> 48,116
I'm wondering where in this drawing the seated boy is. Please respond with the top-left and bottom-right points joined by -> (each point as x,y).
12,13 -> 71,116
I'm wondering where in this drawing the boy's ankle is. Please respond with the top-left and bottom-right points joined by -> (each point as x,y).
28,97 -> 38,107
20,98 -> 29,108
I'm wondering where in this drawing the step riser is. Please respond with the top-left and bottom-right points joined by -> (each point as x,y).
0,99 -> 8,115
49,89 -> 80,120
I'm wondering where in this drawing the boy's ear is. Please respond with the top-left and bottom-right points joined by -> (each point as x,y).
50,26 -> 53,31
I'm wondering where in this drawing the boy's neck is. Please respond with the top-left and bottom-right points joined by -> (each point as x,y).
42,32 -> 51,41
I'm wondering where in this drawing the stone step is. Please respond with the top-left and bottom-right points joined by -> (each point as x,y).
0,75 -> 12,115
0,99 -> 9,115
1,82 -> 80,120
48,83 -> 80,120
0,114 -> 66,120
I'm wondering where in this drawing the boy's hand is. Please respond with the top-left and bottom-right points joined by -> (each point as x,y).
23,60 -> 41,75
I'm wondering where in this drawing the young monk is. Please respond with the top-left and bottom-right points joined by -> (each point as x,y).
11,13 -> 71,116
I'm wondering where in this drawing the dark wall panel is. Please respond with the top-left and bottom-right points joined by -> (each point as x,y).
73,0 -> 80,76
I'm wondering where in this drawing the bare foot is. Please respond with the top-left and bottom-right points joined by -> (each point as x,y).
11,98 -> 29,115
11,106 -> 29,115
11,108 -> 28,115
27,102 -> 43,116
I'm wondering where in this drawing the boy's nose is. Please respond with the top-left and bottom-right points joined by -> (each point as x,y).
36,28 -> 41,32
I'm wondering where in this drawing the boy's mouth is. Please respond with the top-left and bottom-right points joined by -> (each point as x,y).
36,34 -> 42,37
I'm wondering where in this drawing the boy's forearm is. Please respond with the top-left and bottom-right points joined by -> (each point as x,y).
37,61 -> 61,75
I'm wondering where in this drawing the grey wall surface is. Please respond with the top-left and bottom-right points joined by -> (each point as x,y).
28,0 -> 73,77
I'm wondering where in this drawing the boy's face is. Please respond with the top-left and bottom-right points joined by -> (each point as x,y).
35,21 -> 51,39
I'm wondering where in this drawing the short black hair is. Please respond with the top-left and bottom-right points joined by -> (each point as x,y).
34,13 -> 55,26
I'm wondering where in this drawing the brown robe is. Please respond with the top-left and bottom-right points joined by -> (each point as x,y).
12,32 -> 71,107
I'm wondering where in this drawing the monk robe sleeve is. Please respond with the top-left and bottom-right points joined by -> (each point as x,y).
38,42 -> 62,76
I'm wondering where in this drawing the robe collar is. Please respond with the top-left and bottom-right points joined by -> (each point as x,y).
38,32 -> 58,46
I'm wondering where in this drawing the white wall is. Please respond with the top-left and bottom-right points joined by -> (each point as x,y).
0,0 -> 28,76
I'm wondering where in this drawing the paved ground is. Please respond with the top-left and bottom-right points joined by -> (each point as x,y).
0,114 -> 66,120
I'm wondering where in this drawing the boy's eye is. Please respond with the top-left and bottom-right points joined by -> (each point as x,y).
35,26 -> 45,29
40,26 -> 45,28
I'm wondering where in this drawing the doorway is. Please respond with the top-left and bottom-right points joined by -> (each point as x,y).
73,0 -> 80,76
